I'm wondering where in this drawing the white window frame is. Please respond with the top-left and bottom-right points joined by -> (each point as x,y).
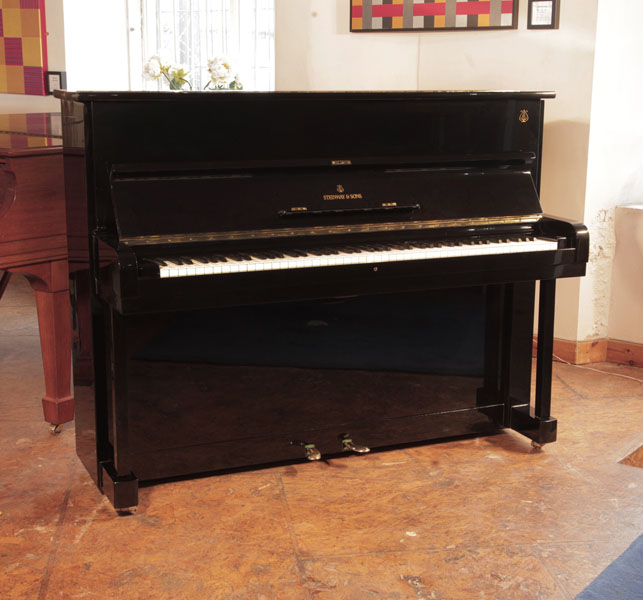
126,0 -> 275,91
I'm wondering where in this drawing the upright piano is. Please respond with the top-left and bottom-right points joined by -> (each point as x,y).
56,91 -> 588,511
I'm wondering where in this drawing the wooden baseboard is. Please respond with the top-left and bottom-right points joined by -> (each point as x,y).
532,338 -> 643,367
606,339 -> 643,367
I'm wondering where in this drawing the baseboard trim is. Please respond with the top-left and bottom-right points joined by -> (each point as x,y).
532,338 -> 643,367
606,339 -> 643,367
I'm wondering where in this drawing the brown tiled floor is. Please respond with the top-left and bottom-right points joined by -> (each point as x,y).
1,274 -> 642,600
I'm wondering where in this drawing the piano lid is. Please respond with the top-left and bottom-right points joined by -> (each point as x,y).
57,90 -> 556,102
110,166 -> 542,246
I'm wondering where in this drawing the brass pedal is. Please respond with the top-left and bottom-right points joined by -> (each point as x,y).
290,440 -> 322,461
339,434 -> 370,454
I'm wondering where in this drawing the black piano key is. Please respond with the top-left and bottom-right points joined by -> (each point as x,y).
198,255 -> 226,263
227,253 -> 253,261
148,258 -> 168,267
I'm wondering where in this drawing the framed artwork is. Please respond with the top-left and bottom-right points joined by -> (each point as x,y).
351,0 -> 519,32
527,0 -> 559,29
0,0 -> 48,95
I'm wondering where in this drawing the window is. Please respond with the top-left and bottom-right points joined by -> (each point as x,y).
127,0 -> 274,91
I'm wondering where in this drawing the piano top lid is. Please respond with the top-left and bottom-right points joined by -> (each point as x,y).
54,90 -> 556,103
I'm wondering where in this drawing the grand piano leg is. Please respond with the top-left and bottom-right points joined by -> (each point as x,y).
17,260 -> 74,426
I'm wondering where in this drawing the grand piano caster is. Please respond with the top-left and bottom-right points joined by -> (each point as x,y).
56,90 -> 588,511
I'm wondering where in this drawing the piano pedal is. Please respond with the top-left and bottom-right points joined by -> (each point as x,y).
339,434 -> 370,454
290,440 -> 322,461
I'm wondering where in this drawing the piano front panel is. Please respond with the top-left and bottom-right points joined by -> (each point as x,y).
111,286 -> 512,481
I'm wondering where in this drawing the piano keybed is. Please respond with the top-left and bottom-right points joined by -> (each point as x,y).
148,235 -> 560,279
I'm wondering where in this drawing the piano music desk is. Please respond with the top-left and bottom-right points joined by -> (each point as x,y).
0,115 -> 73,427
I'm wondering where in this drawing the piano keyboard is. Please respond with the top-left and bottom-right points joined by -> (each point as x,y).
153,237 -> 559,279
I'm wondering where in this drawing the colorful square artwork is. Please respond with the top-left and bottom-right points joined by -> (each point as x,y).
0,0 -> 48,95
351,0 -> 519,32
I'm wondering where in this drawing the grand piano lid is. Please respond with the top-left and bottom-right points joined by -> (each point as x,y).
110,166 -> 543,246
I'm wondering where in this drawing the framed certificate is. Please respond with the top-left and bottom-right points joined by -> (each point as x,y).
528,0 -> 560,29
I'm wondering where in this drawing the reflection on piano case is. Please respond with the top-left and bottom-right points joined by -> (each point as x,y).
56,90 -> 588,511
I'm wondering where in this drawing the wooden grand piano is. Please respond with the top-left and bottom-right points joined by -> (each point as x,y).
0,113 -> 73,427
56,91 -> 588,511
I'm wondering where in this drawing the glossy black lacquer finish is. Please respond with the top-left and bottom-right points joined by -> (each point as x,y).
55,91 -> 588,510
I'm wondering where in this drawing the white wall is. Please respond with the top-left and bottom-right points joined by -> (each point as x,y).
0,0 -> 66,113
276,0 -> 599,341
582,0 -> 643,345
609,206 -> 643,344
62,0 -> 130,91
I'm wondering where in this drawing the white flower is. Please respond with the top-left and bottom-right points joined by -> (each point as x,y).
143,55 -> 163,80
207,56 -> 234,87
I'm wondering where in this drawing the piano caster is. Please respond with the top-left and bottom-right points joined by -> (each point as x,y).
340,434 -> 370,454
291,440 -> 322,461
49,423 -> 63,435
531,440 -> 543,451
116,507 -> 137,516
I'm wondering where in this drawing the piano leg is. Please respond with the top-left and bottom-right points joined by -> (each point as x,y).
510,279 -> 558,445
17,260 -> 74,426
535,278 -> 556,420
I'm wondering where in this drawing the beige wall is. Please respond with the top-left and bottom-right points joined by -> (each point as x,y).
276,0 -> 599,341
0,0 -> 65,114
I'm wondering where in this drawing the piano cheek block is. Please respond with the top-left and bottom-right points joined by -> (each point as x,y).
56,89 -> 587,511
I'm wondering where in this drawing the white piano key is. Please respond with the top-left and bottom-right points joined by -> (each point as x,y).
156,238 -> 560,279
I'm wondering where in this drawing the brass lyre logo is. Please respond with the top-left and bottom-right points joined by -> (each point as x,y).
337,184 -> 345,193
519,109 -> 529,123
